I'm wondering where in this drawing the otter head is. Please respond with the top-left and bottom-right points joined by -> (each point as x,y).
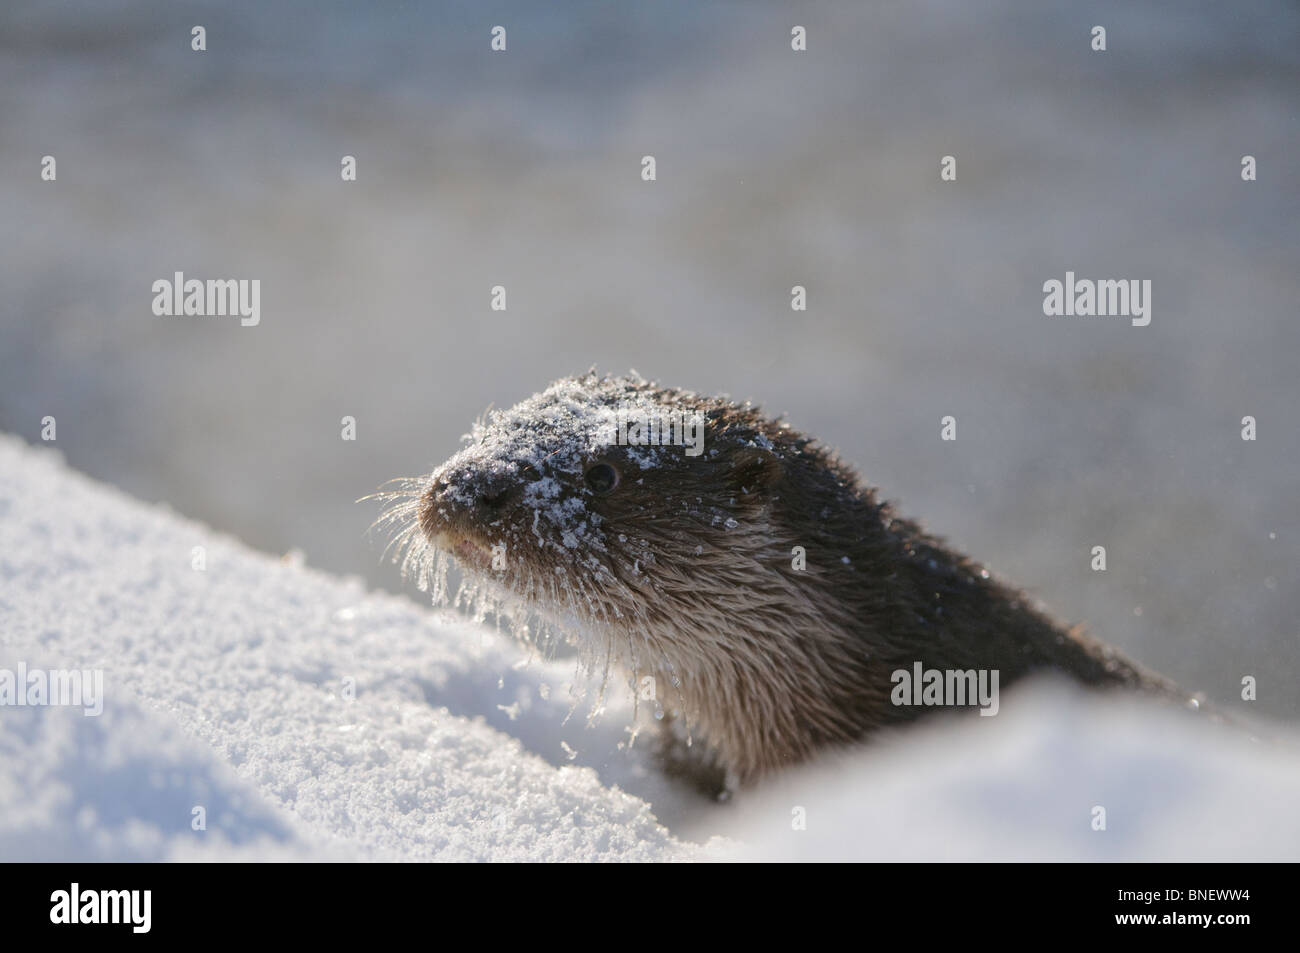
391,372 -> 877,781
416,374 -> 638,588
411,373 -> 811,654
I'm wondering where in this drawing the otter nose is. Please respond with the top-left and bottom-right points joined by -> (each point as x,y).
421,466 -> 516,519
477,480 -> 512,511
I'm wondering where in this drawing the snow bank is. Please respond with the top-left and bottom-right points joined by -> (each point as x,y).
3,433 -> 1297,862
0,435 -> 691,861
722,681 -> 1300,862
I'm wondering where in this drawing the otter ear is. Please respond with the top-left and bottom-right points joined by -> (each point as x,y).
728,448 -> 783,496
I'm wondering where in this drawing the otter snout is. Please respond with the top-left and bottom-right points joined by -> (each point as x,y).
414,468 -> 509,571
417,462 -> 523,540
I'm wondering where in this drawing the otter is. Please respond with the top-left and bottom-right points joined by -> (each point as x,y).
375,372 -> 1191,790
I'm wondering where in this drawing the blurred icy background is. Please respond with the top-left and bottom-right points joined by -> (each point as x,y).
2,0 -> 1297,721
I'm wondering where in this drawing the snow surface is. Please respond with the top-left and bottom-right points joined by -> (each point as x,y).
3,434 -> 1297,862
0,435 -> 696,861
723,681 -> 1300,862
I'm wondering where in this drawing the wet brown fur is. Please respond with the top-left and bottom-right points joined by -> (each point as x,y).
388,373 -> 1185,788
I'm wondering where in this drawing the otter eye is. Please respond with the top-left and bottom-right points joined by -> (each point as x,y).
584,462 -> 620,495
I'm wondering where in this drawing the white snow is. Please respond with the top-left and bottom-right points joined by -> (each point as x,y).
722,681 -> 1300,862
3,434 -> 1298,862
0,435 -> 693,861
